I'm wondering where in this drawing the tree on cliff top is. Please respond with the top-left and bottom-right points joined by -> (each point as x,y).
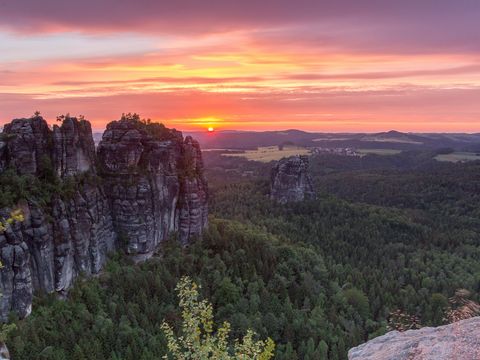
161,277 -> 275,359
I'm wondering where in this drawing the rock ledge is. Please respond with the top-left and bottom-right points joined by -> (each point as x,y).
349,317 -> 480,360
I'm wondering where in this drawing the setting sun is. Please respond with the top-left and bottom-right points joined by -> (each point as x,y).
208,127 -> 214,132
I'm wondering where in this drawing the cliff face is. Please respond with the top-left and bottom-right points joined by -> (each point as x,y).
97,118 -> 208,256
0,116 -> 208,320
0,140 -> 7,173
1,117 -> 52,175
348,317 -> 480,360
53,117 -> 96,177
270,155 -> 315,203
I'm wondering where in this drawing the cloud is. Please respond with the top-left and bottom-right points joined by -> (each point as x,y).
2,85 -> 480,132
284,64 -> 480,81
1,1 -> 479,55
49,76 -> 267,87
1,1 -> 480,131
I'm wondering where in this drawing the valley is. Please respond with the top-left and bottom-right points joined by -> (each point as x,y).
3,122 -> 480,359
3,2 -> 480,359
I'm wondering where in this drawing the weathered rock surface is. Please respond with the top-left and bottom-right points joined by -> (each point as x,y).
1,116 -> 52,175
0,140 -> 6,173
53,117 -> 96,177
0,115 -> 208,320
0,342 -> 9,360
348,317 -> 480,360
97,118 -> 208,255
270,155 -> 315,203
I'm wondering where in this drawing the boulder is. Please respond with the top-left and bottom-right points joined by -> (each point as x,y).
349,317 -> 480,360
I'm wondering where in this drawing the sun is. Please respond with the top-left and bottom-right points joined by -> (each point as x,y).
208,127 -> 214,132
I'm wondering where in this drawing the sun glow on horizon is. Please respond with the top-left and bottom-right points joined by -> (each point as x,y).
1,3 -> 480,132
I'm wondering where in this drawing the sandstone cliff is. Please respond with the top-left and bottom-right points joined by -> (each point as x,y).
0,115 -> 208,320
349,317 -> 480,360
97,118 -> 208,256
270,155 -> 315,203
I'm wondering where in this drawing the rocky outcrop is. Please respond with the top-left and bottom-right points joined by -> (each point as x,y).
0,116 -> 116,320
52,117 -> 96,177
177,136 -> 208,244
0,115 -> 208,320
1,116 -> 52,175
97,118 -> 208,256
0,342 -> 9,360
0,140 -> 6,173
0,115 -> 95,178
348,317 -> 480,360
270,155 -> 315,203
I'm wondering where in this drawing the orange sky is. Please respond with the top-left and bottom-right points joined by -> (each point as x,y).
1,1 -> 480,132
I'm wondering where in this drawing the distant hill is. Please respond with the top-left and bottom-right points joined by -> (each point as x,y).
184,129 -> 318,150
94,128 -> 480,152
183,129 -> 480,152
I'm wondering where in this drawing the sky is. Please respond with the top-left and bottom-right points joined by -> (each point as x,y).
1,0 -> 480,132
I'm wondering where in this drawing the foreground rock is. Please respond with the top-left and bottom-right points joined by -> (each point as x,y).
270,155 -> 315,203
0,115 -> 208,320
348,317 -> 480,360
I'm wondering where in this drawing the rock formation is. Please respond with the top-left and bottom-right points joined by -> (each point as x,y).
270,155 -> 315,203
97,118 -> 208,256
53,117 -> 96,177
0,342 -> 9,360
0,115 -> 208,320
1,116 -> 52,175
348,317 -> 480,360
0,140 -> 6,173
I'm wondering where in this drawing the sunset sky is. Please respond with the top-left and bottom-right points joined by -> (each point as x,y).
1,1 -> 480,132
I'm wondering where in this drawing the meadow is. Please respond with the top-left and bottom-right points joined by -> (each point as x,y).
222,146 -> 310,162
357,148 -> 403,156
435,152 -> 480,162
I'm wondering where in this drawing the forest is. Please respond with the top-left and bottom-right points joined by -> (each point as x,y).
5,150 -> 480,359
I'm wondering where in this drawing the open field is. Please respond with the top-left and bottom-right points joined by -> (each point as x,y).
222,146 -> 310,162
357,148 -> 402,156
360,136 -> 423,144
312,137 -> 351,141
435,152 -> 480,162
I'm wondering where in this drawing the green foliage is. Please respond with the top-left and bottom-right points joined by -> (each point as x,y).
120,113 -> 176,141
7,150 -> 480,359
161,276 -> 274,359
343,288 -> 370,319
0,165 -> 101,208
0,209 -> 24,233
8,219 -> 336,359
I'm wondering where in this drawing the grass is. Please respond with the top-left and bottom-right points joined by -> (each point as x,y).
357,148 -> 402,156
222,146 -> 311,162
435,152 -> 480,162
360,136 -> 423,144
